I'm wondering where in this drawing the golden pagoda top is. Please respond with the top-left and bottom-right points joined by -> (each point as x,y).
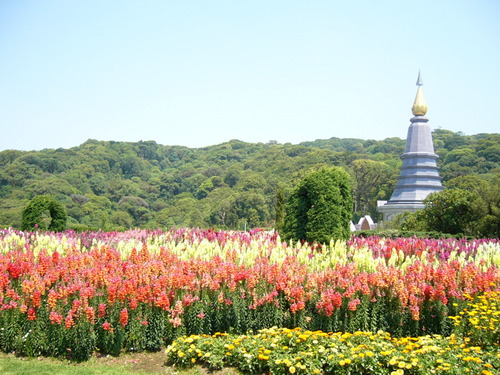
411,71 -> 428,116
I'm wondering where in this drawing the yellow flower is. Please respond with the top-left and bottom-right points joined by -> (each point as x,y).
339,358 -> 352,366
389,357 -> 398,366
289,366 -> 296,374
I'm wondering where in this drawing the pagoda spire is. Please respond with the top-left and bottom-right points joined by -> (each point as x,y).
416,70 -> 423,86
411,71 -> 428,116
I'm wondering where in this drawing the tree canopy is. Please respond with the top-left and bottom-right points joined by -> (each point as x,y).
21,195 -> 67,232
0,131 -> 497,233
282,167 -> 354,243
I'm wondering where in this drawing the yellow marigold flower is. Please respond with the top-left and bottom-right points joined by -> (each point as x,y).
191,358 -> 196,363
289,366 -> 296,374
389,357 -> 398,366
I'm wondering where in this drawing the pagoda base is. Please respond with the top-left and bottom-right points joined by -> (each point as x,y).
377,201 -> 425,222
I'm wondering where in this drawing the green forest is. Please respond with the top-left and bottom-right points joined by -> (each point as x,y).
0,129 -> 498,232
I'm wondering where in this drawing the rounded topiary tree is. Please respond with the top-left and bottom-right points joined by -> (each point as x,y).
21,195 -> 67,232
282,166 -> 354,244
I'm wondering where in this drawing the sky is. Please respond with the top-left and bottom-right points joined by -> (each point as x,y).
0,0 -> 499,152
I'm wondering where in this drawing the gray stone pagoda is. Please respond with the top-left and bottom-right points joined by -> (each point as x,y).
378,72 -> 444,221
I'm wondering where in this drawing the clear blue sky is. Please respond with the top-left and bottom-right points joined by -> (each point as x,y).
1,0 -> 499,151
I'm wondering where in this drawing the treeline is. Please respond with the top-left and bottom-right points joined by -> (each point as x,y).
0,129 -> 498,231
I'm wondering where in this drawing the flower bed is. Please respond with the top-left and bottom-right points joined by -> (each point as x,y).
166,324 -> 500,375
0,228 -> 499,361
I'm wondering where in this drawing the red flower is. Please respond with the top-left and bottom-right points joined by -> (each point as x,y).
102,321 -> 114,332
7,263 -> 22,279
49,311 -> 63,325
98,303 -> 107,318
27,307 -> 37,321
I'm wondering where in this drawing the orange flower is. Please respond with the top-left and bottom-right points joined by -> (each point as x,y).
119,308 -> 129,327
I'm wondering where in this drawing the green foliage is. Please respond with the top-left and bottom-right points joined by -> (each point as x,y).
21,195 -> 67,232
282,167 -> 354,243
350,159 -> 396,220
354,229 -> 462,239
398,186 -> 499,238
0,130 -> 498,232
275,188 -> 285,232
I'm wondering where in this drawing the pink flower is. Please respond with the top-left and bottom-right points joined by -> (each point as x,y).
169,317 -> 182,327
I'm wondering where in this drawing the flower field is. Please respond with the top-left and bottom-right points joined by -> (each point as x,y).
0,228 -> 499,368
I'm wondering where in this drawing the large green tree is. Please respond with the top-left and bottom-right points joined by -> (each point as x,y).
21,195 -> 67,232
350,159 -> 395,220
412,188 -> 480,236
282,167 -> 354,244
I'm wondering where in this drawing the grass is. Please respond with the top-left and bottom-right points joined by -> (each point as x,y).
0,352 -> 164,375
0,351 -> 241,375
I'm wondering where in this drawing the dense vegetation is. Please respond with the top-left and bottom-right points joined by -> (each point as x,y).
282,167 -> 354,243
0,129 -> 498,232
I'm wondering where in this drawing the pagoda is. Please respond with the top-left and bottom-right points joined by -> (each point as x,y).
378,72 -> 444,221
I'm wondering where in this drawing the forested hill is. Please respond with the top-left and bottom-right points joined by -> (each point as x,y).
0,129 -> 498,231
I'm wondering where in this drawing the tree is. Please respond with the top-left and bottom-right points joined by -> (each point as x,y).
350,159 -> 393,219
21,195 -> 67,232
282,167 -> 354,244
418,188 -> 480,235
275,187 -> 285,232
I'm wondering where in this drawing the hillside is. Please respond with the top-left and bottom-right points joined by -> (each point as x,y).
0,129 -> 498,231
